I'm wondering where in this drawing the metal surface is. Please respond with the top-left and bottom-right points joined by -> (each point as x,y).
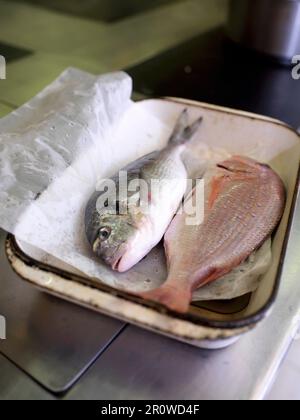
0,228 -> 125,394
227,0 -> 300,61
0,354 -> 53,400
128,28 -> 300,128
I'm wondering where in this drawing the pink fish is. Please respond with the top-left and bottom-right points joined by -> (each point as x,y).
139,156 -> 286,313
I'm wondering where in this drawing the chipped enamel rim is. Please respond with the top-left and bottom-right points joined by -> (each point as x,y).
4,98 -> 300,342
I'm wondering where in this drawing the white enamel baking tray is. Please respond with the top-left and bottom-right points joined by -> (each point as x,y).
6,98 -> 300,349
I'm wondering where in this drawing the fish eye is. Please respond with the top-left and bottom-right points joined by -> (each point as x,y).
99,226 -> 111,241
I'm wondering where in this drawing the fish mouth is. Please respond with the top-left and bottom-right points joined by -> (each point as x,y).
110,244 -> 129,272
92,239 -> 128,271
112,254 -> 123,271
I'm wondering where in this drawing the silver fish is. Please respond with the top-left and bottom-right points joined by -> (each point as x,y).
85,110 -> 202,272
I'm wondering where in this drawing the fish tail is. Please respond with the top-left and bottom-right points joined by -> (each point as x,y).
139,283 -> 192,314
168,109 -> 203,146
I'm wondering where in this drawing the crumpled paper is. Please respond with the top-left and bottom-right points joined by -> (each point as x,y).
0,68 -> 271,301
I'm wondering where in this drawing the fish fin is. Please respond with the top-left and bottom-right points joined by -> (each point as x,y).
217,156 -> 260,174
168,109 -> 203,146
191,265 -> 233,290
139,284 -> 192,314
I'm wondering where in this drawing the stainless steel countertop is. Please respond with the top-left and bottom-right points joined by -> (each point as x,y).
0,0 -> 300,400
0,232 -> 125,394
0,354 -> 54,400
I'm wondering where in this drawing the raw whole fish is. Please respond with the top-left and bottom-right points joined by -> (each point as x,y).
85,110 -> 202,272
139,156 -> 286,313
